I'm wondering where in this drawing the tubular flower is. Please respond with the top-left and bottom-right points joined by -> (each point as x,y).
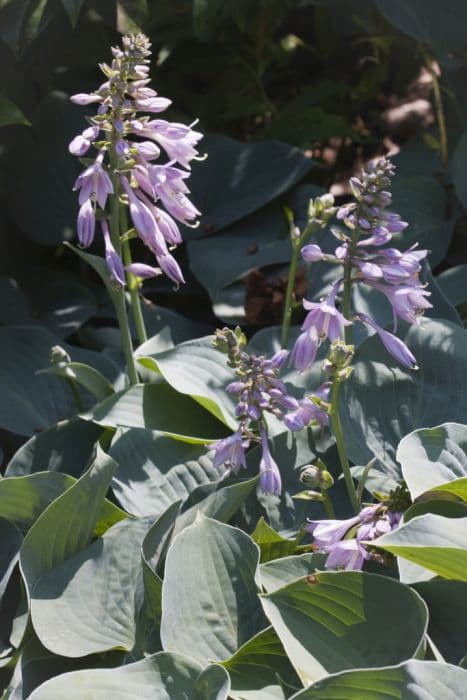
69,33 -> 203,285
306,503 -> 402,571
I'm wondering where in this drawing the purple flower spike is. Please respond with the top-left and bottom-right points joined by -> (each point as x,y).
101,220 -> 125,286
259,427 -> 282,495
77,199 -> 95,247
125,263 -> 161,278
69,33 -> 203,287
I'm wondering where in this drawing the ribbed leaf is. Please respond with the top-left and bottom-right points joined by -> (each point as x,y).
261,571 -> 427,685
29,651 -> 229,699
290,660 -> 467,699
161,515 -> 264,663
375,514 -> 467,581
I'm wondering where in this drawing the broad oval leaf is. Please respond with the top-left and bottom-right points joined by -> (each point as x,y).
109,427 -> 219,517
161,514 -> 265,663
137,337 -> 238,429
290,660 -> 467,699
29,651 -> 229,699
340,319 -> 467,478
5,419 -> 103,477
374,514 -> 467,581
397,423 -> 467,499
375,0 -> 467,52
414,580 -> 467,664
0,325 -> 121,436
27,517 -> 150,657
221,626 -> 300,700
86,382 -> 229,443
20,446 -> 123,586
261,571 -> 428,685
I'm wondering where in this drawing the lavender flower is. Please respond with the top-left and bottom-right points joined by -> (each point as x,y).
306,502 -> 402,571
259,426 -> 282,495
69,33 -> 203,286
290,284 -> 351,372
284,382 -> 331,430
358,313 -> 418,369
211,430 -> 249,474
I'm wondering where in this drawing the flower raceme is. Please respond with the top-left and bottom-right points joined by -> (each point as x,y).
69,33 -> 203,286
210,329 -> 299,495
292,157 -> 430,372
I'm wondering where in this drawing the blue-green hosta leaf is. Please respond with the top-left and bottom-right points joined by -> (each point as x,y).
390,176 -> 452,268
0,471 -> 74,531
20,446 -> 124,580
251,517 -> 302,563
0,325 -> 121,436
39,362 -> 114,402
374,514 -> 467,581
26,517 -> 150,657
61,0 -> 85,26
161,515 -> 265,663
259,553 -> 326,593
136,337 -> 238,429
414,580 -> 467,664
437,265 -> 467,309
172,476 -> 259,536
260,571 -> 427,685
0,467 -> 124,536
289,660 -> 467,699
85,382 -> 229,443
29,651 -> 230,699
10,93 -> 82,245
375,0 -> 467,53
221,627 -> 301,700
0,96 -> 30,127
5,419 -> 103,477
340,319 -> 467,478
109,427 -> 218,517
138,502 -> 182,655
397,423 -> 467,499
0,518 -> 22,600
188,134 -> 314,237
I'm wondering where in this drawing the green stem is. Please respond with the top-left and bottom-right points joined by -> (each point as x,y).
108,150 -> 139,386
120,207 -> 148,346
281,239 -> 301,348
67,377 -> 84,412
321,489 -> 336,518
424,51 -> 448,171
342,258 -> 353,345
281,221 -> 317,348
329,379 -> 360,514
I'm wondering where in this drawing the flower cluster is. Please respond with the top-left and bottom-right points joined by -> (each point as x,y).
307,503 -> 402,571
210,328 -> 299,495
69,33 -> 203,286
292,157 -> 431,372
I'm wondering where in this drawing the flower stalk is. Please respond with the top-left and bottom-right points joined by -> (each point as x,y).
329,376 -> 360,514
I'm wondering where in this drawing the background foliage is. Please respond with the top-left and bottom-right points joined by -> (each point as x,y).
1,0 -> 467,697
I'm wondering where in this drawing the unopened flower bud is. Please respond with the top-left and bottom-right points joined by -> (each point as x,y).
50,345 -> 71,367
